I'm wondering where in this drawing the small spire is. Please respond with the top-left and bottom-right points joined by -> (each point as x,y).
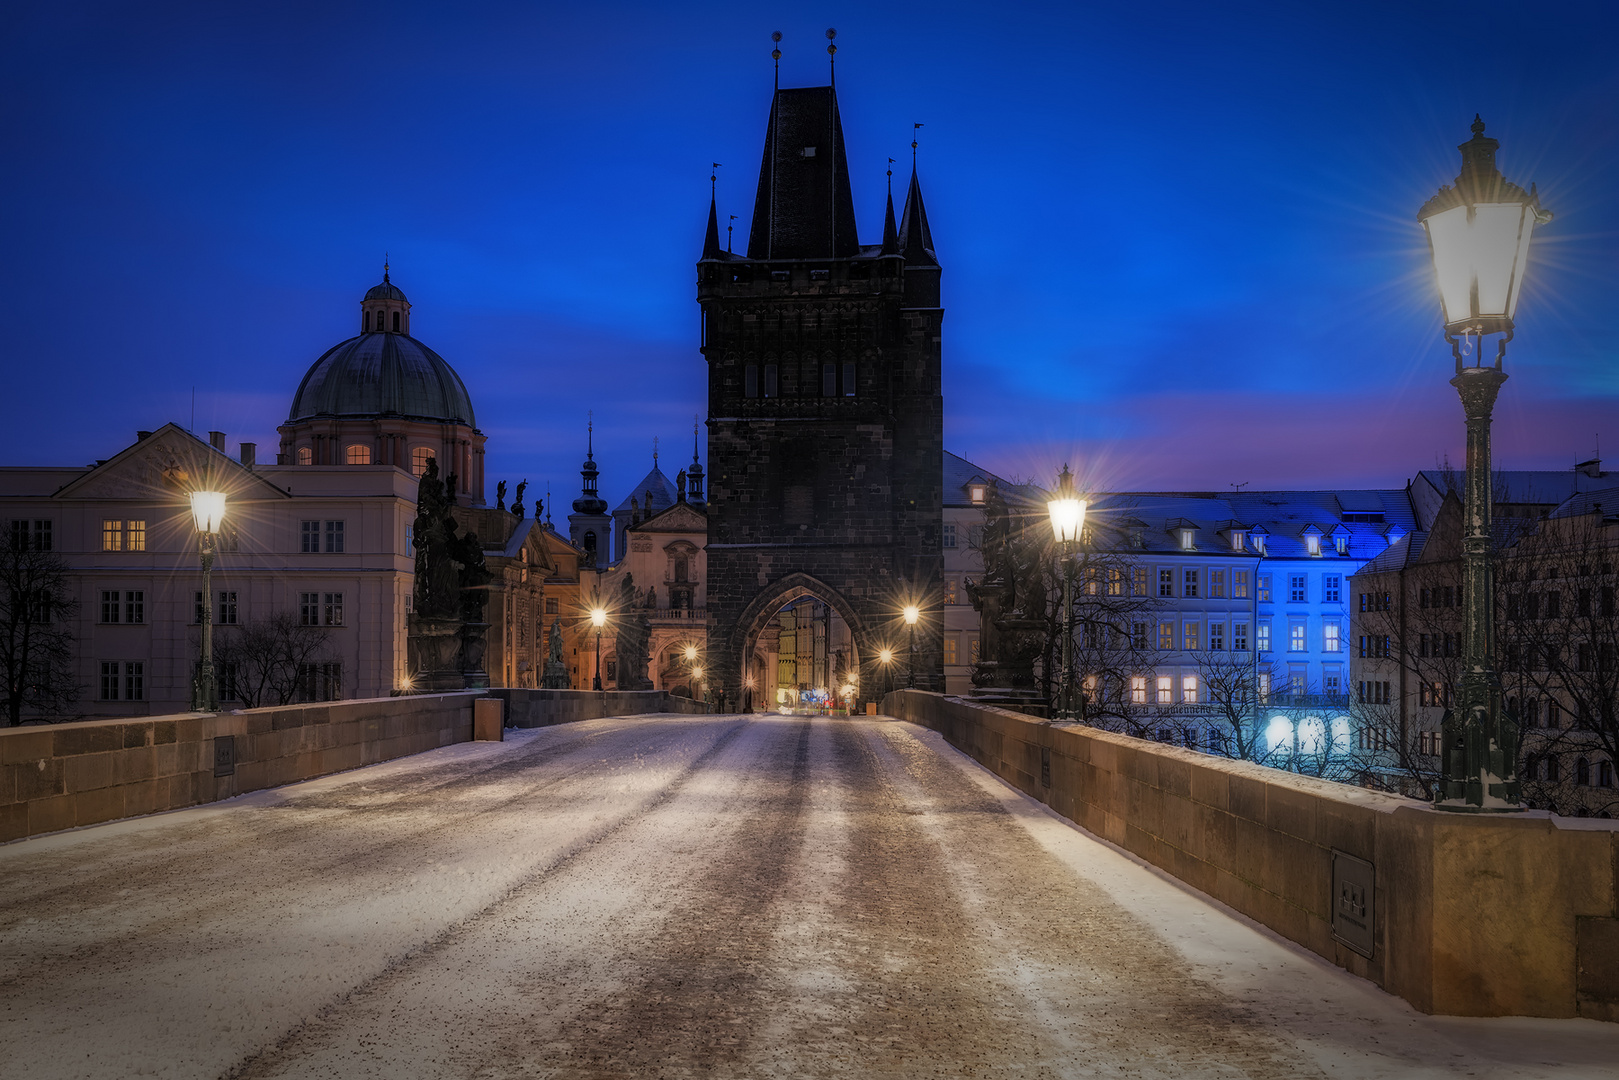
826,27 -> 837,85
881,158 -> 899,255
771,31 -> 782,91
587,411 -> 594,458
692,413 -> 701,463
383,252 -> 390,283
912,122 -> 923,166
653,436 -> 659,466
899,155 -> 936,265
727,214 -> 736,254
702,187 -> 722,259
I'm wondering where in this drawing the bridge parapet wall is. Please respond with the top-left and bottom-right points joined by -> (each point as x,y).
490,688 -> 710,728
0,692 -> 484,844
884,690 -> 1619,1023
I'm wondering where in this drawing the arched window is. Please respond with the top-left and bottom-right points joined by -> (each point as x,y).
583,530 -> 597,553
392,310 -> 401,332
1599,760 -> 1614,788
410,447 -> 435,477
1577,758 -> 1590,786
1546,755 -> 1561,782
297,446 -> 313,466
1524,755 -> 1539,781
346,444 -> 371,465
674,555 -> 688,582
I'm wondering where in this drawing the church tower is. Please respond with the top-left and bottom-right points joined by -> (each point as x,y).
567,420 -> 611,569
698,76 -> 944,708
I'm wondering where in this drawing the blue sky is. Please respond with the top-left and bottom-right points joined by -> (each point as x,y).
3,1 -> 1616,507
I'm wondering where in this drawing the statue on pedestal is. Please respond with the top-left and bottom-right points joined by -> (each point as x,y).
541,618 -> 570,689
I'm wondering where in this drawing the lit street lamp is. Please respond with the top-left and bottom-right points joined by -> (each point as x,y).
903,605 -> 920,689
878,647 -> 895,702
1418,116 -> 1550,812
1046,465 -> 1087,724
590,606 -> 607,691
189,489 -> 227,712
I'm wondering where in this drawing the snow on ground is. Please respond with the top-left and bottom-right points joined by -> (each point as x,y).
0,713 -> 1613,1079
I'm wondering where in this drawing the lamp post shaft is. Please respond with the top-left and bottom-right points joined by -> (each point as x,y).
194,537 -> 217,712
1438,367 -> 1521,810
593,629 -> 603,691
907,624 -> 916,689
1058,542 -> 1075,722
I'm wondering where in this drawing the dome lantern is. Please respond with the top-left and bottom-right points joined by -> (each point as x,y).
360,261 -> 411,335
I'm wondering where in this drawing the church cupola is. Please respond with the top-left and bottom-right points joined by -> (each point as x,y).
568,417 -> 611,569
686,417 -> 705,505
360,261 -> 412,335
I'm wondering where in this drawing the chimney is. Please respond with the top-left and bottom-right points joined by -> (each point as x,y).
1577,458 -> 1602,479
209,431 -> 226,451
240,442 -> 257,468
136,430 -> 152,441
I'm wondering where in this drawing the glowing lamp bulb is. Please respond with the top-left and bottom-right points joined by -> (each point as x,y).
190,490 -> 227,535
590,607 -> 607,628
903,605 -> 920,626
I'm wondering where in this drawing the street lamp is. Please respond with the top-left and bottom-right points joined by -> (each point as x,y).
590,606 -> 607,691
1046,464 -> 1087,724
1418,116 -> 1550,812
878,647 -> 895,703
189,489 -> 227,712
902,604 -> 920,689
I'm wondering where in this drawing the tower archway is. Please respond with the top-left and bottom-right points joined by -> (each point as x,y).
727,573 -> 883,714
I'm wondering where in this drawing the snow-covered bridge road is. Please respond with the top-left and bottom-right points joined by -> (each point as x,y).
2,714 -> 1614,1079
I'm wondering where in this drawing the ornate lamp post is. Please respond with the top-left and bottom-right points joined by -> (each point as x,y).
590,606 -> 607,691
1046,465 -> 1087,724
189,490 -> 227,712
1418,116 -> 1551,812
903,605 -> 920,689
879,647 -> 895,702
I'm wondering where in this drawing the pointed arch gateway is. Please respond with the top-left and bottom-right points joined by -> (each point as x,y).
729,573 -> 873,714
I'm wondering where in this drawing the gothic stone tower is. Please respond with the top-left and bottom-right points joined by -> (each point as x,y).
698,83 -> 944,709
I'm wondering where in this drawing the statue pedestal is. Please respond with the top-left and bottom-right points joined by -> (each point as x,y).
408,616 -> 463,692
969,657 -> 1048,719
459,621 -> 490,689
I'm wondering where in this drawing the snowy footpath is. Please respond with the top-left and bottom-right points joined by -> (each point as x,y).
1,713 -> 1615,1079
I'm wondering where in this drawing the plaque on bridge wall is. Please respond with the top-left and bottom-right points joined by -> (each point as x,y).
1332,849 -> 1375,958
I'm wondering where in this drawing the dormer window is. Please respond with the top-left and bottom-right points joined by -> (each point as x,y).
1306,534 -> 1321,556
1254,534 -> 1267,554
970,485 -> 986,505
1231,531 -> 1245,552
1335,535 -> 1348,555
1180,529 -> 1194,550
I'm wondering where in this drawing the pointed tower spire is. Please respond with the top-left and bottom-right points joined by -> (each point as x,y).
881,158 -> 899,256
702,185 -> 722,260
687,413 -> 705,504
899,134 -> 937,267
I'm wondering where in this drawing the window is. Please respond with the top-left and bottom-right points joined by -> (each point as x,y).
969,485 -> 986,505
1545,755 -> 1561,782
100,590 -> 120,623
764,363 -> 778,398
298,446 -> 314,466
392,310 -> 401,332
1231,531 -> 1245,552
346,444 -> 372,465
546,598 -> 559,615
1208,622 -> 1225,651
1182,675 -> 1199,704
1179,529 -> 1194,550
1324,671 -> 1342,697
1257,574 -> 1272,602
1323,574 -> 1341,604
1233,570 -> 1249,599
325,520 -> 345,553
1335,535 -> 1348,555
1233,622 -> 1248,651
1257,672 -> 1270,702
1323,622 -> 1340,652
1106,567 -> 1124,596
1209,569 -> 1226,598
301,521 -> 320,553
1289,622 -> 1306,651
404,524 -> 415,558
300,592 -> 319,626
323,592 -> 344,626
218,591 -> 237,625
744,364 -> 759,398
1130,676 -> 1147,704
1601,760 -> 1614,788
1158,569 -> 1174,598
822,362 -> 837,397
411,447 -> 435,476
1156,675 -> 1172,704
843,361 -> 856,397
1305,533 -> 1321,556
943,638 -> 958,666
9,519 -> 52,551
195,590 -> 207,624
1289,574 -> 1307,603
219,662 -> 240,702
1577,758 -> 1591,786
969,637 -> 980,663
1183,622 -> 1200,650
1158,621 -> 1175,650
1252,533 -> 1267,554
1183,570 -> 1199,598
943,578 -> 958,605
296,662 -> 343,702
1131,622 -> 1148,650
124,591 -> 144,625
1132,567 -> 1148,596
943,523 -> 957,549
100,661 -> 119,700
1289,671 -> 1306,699
124,661 -> 144,701
101,519 -> 144,551
1257,623 -> 1271,652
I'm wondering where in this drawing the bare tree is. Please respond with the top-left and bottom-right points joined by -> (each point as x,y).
0,533 -> 80,725
213,612 -> 335,708
1186,649 -> 1289,766
1497,508 -> 1619,817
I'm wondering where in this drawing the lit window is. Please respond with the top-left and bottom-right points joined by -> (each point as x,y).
970,485 -> 985,505
1132,567 -> 1148,596
1182,675 -> 1198,704
1324,622 -> 1341,652
1180,529 -> 1194,550
1233,622 -> 1248,651
346,444 -> 372,465
943,578 -> 958,605
1253,533 -> 1267,554
1257,574 -> 1271,602
1156,676 -> 1172,704
943,638 -> 958,666
1130,676 -> 1147,704
1335,535 -> 1348,555
1289,622 -> 1307,651
1233,571 -> 1249,599
297,446 -> 313,466
1158,569 -> 1174,597
1231,531 -> 1245,551
1257,623 -> 1272,652
1257,672 -> 1270,702
1306,533 -> 1321,556
1158,622 -> 1175,650
102,519 -> 122,552
1183,622 -> 1200,650
1209,570 -> 1226,598
411,447 -> 435,477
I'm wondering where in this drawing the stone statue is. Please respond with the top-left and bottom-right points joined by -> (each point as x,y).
495,480 -> 507,512
963,480 -> 1015,665
963,479 -> 1045,701
613,574 -> 653,690
412,457 -> 461,621
452,528 -> 493,688
541,617 -> 570,689
511,479 -> 527,519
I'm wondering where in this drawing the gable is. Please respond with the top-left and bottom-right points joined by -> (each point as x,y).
54,423 -> 289,503
636,502 -> 707,534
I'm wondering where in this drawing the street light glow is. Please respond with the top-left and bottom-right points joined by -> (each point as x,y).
1047,464 -> 1086,544
684,644 -> 698,662
902,605 -> 919,625
879,648 -> 894,664
590,607 -> 607,628
189,490 -> 227,535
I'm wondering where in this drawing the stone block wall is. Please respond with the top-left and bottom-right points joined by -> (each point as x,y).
489,688 -> 709,728
0,693 -> 482,843
885,690 -> 1619,1022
